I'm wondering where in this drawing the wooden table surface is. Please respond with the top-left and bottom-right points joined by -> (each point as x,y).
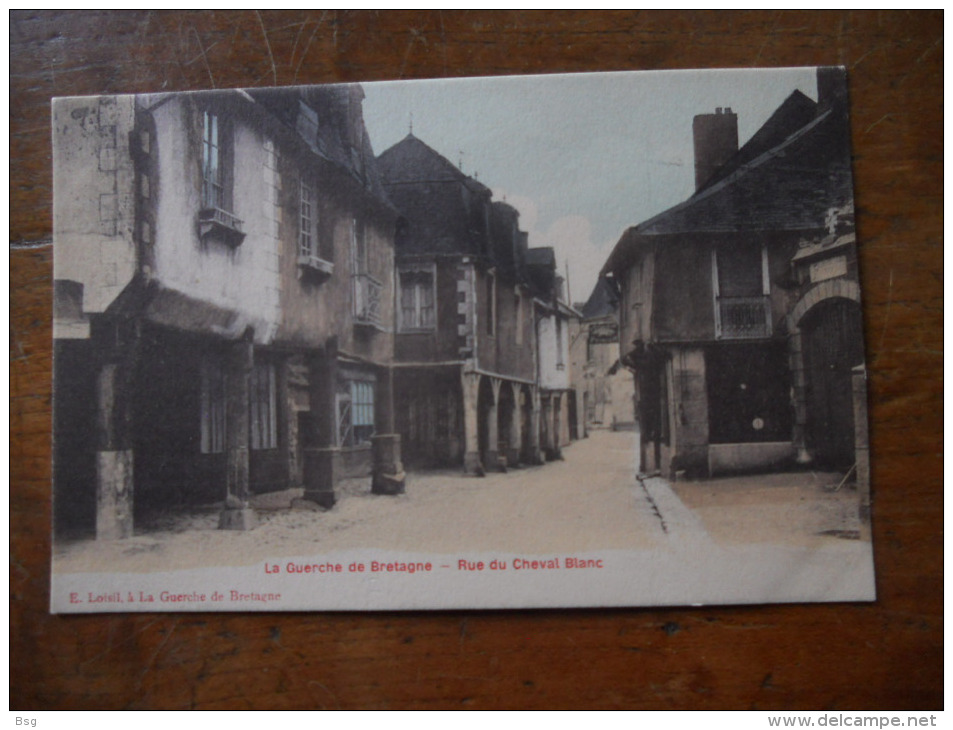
11,11 -> 942,710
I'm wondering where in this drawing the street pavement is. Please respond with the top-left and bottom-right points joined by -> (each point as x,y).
53,429 -> 875,608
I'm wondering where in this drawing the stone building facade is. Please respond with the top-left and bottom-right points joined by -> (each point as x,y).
574,277 -> 637,434
377,134 -> 576,474
53,85 -> 400,539
602,67 -> 864,479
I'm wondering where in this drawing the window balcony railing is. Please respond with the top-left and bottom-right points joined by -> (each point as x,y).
716,295 -> 771,339
353,273 -> 382,327
198,206 -> 245,247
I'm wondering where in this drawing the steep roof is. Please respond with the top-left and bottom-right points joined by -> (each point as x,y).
524,246 -> 555,268
377,134 -> 492,256
522,246 -> 559,300
377,134 -> 491,195
697,89 -> 819,193
580,277 -> 618,319
247,84 -> 391,206
603,75 -> 853,276
644,108 -> 852,237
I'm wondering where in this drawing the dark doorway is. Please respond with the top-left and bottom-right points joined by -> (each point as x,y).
801,298 -> 865,468
520,386 -> 534,463
636,355 -> 665,472
497,383 -> 516,465
707,342 -> 792,444
568,389 -> 579,440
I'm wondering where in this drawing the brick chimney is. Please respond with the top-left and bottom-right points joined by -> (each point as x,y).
692,107 -> 739,191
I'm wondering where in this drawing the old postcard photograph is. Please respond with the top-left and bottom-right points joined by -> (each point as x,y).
50,67 -> 875,612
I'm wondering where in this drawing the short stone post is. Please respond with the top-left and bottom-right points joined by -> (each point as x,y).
95,357 -> 135,540
371,434 -> 406,495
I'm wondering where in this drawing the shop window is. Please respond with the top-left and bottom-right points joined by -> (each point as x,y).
338,379 -> 375,447
707,343 -> 791,443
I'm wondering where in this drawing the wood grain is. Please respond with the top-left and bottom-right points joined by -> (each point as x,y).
11,10 -> 942,710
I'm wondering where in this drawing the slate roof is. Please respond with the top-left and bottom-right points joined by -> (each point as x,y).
377,135 -> 565,302
247,84 -> 392,206
638,110 -> 851,235
522,246 -> 559,299
580,277 -> 618,320
603,74 -> 854,274
524,246 -> 555,268
377,134 -> 493,257
377,134 -> 491,195
697,89 -> 819,193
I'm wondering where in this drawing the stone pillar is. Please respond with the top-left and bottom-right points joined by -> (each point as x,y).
462,370 -> 483,475
551,394 -> 564,460
219,337 -> 257,530
94,343 -> 135,540
507,383 -> 522,467
371,433 -> 406,495
789,329 -> 812,464
527,386 -> 542,465
853,365 -> 871,541
297,343 -> 338,509
486,378 -> 502,471
276,355 -> 292,489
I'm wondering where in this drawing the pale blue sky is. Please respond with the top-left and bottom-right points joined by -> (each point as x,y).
363,68 -> 819,304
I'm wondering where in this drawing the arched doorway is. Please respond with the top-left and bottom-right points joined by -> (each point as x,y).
801,298 -> 864,468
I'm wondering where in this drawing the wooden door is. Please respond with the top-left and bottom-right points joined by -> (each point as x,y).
802,298 -> 865,468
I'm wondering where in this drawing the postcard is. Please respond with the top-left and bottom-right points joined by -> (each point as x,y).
50,67 -> 874,612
